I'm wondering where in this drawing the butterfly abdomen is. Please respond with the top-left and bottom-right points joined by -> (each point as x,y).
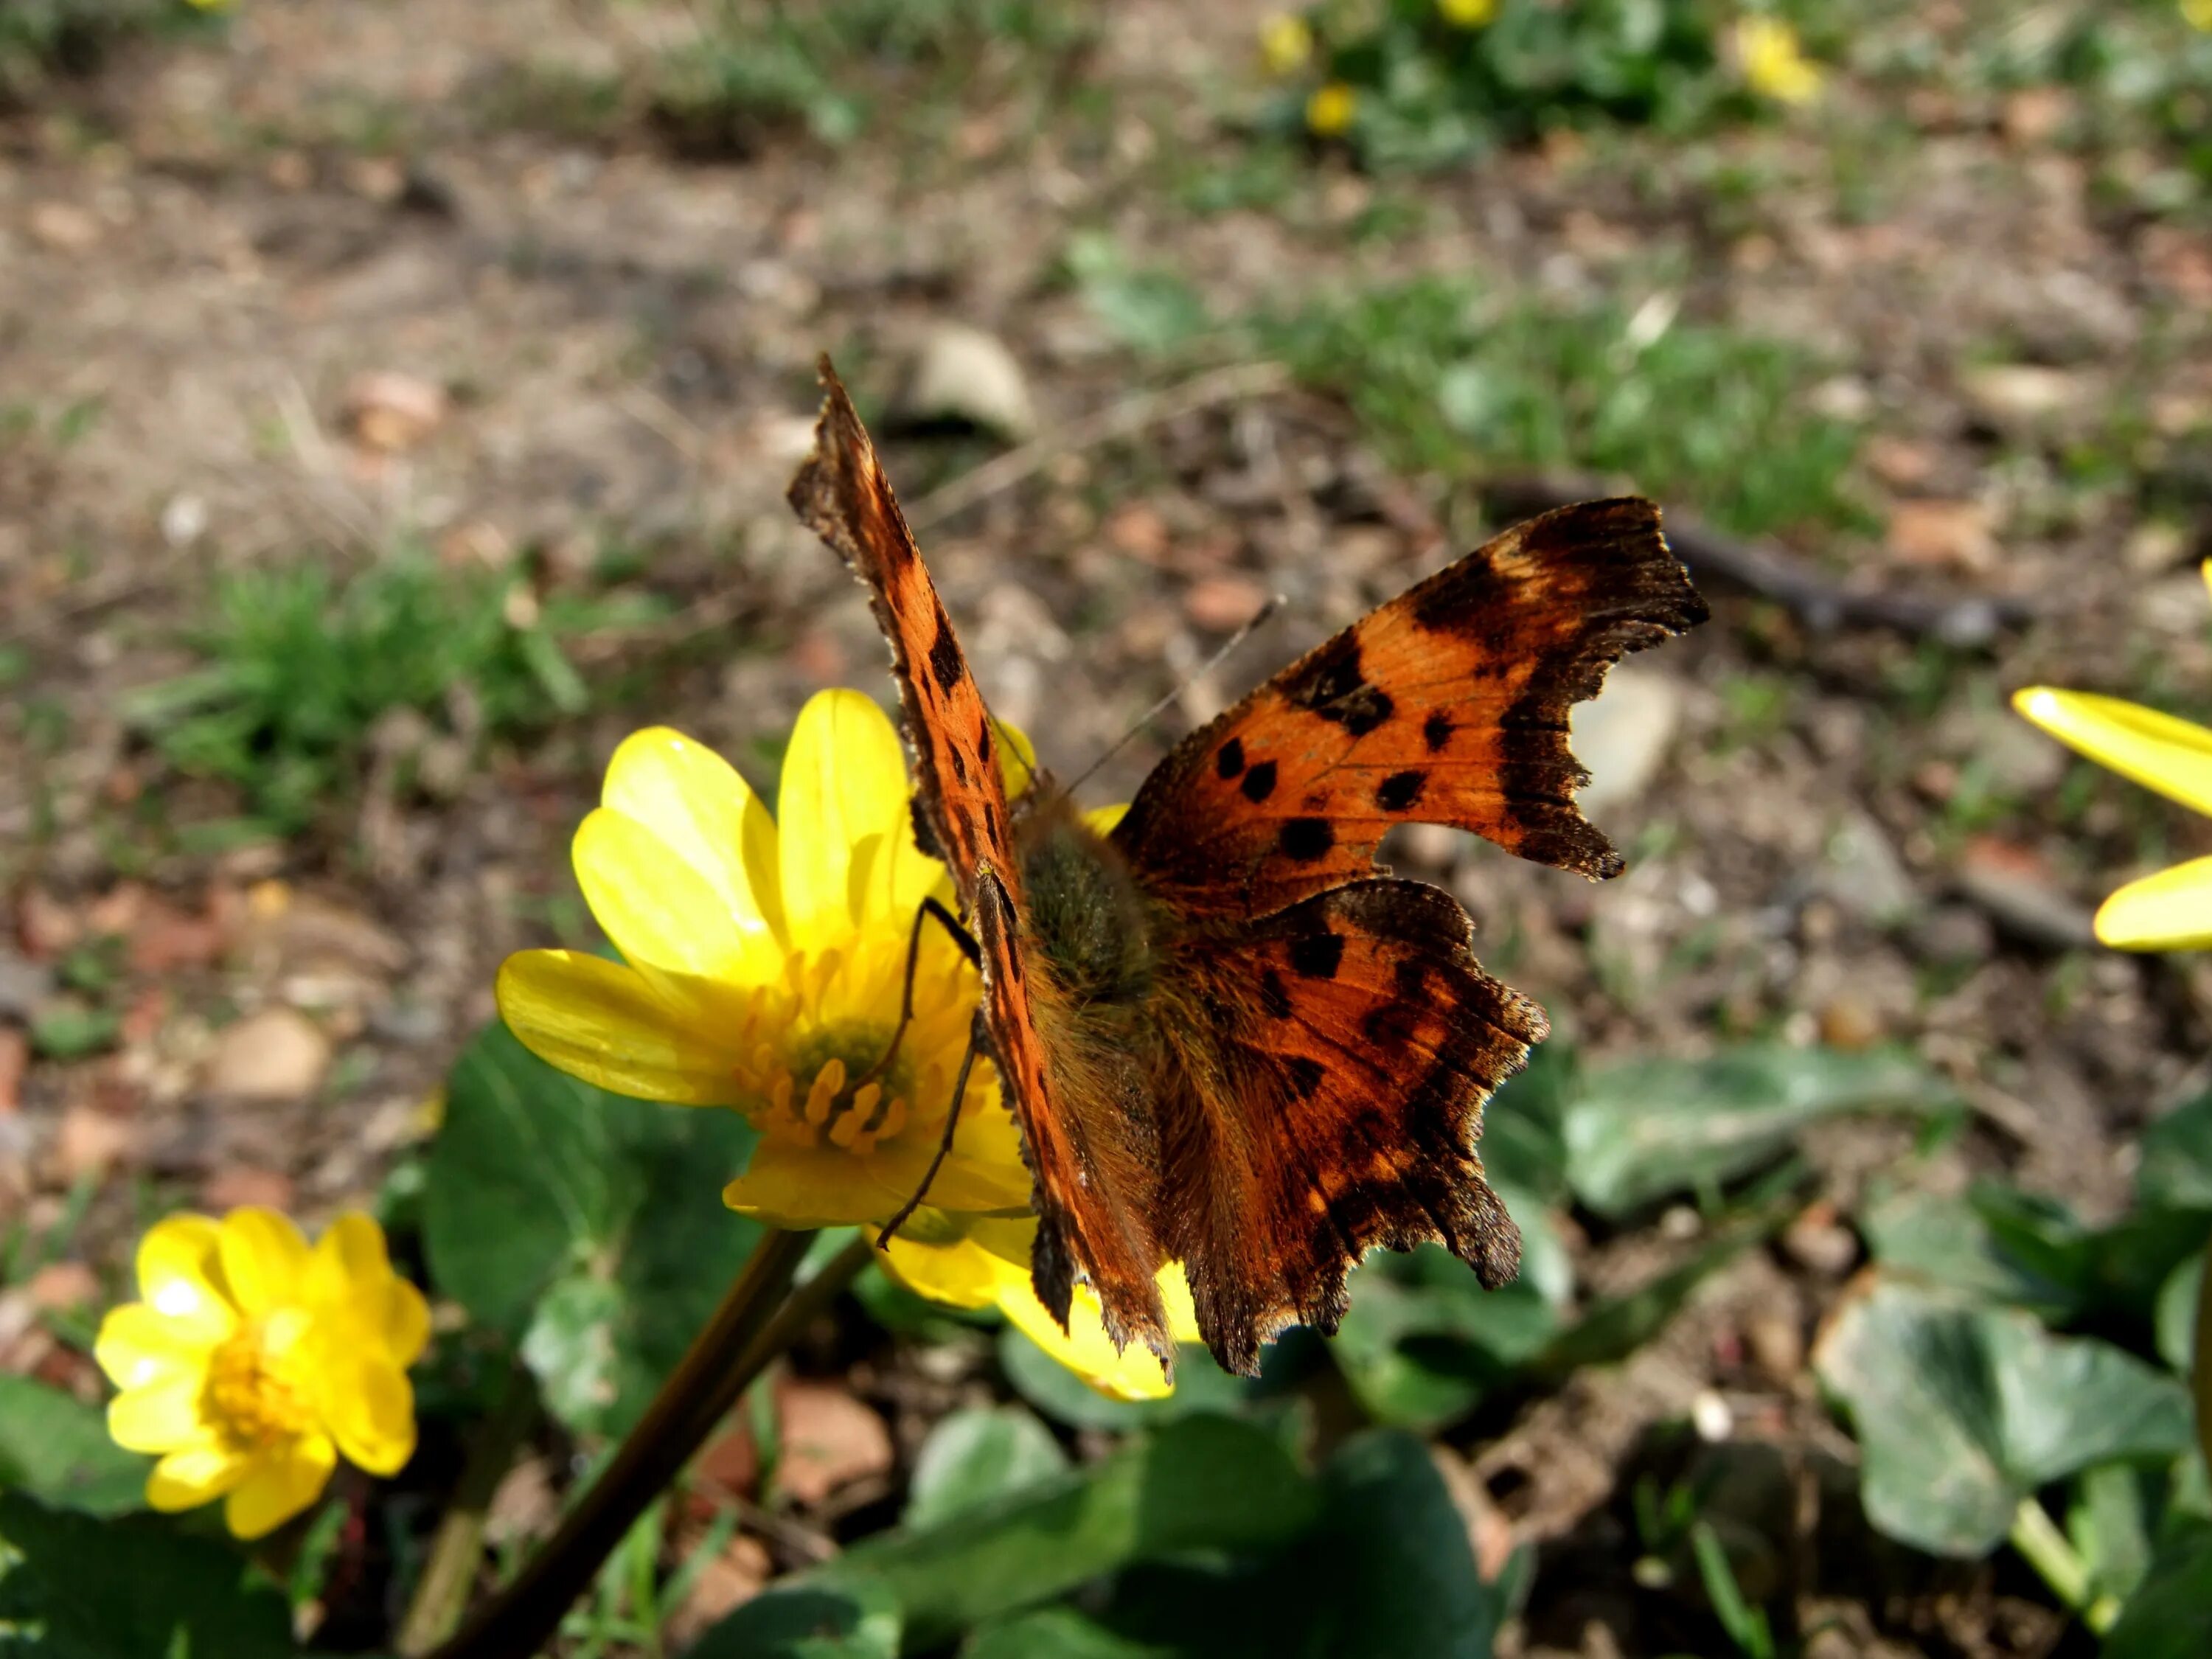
1015,805 -> 1157,1011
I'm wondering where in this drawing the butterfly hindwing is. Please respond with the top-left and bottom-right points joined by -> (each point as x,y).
1156,880 -> 1542,1374
1111,499 -> 1706,919
787,358 -> 1020,897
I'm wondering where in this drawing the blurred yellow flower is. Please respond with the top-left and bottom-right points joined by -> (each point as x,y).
1259,13 -> 1314,76
496,692 -> 1033,1229
1735,17 -> 1823,105
2186,0 -> 2212,32
94,1208 -> 427,1540
879,1211 -> 1202,1401
1439,0 -> 1499,27
1307,81 -> 1357,137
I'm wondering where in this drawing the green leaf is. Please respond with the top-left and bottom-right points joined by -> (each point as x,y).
422,1021 -> 762,1436
0,1377 -> 147,1517
903,1406 -> 1068,1529
1476,1044 -> 1575,1203
2154,1248 -> 2204,1375
2140,1092 -> 2212,1214
964,1607 -> 1176,1659
0,1492 -> 295,1658
2068,1463 -> 2155,1605
1812,1279 -> 2196,1556
1537,1210 -> 1776,1376
2101,1523 -> 2212,1659
996,1326 -> 1245,1431
821,1414 -> 1319,1650
1563,1046 -> 1942,1217
684,1573 -> 902,1659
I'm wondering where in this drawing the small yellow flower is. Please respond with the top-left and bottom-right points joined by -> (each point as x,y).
1306,81 -> 1357,137
1259,13 -> 1314,76
1438,0 -> 1499,27
1735,17 -> 1823,105
497,691 -> 1033,1230
2185,0 -> 2212,33
879,1211 -> 1203,1401
94,1208 -> 427,1540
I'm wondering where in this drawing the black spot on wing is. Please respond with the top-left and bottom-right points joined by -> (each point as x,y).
1423,712 -> 1455,753
948,745 -> 969,785
1285,1055 -> 1326,1100
1376,770 -> 1427,812
1288,931 -> 1343,980
1323,685 -> 1394,737
1278,818 -> 1334,861
1259,970 -> 1293,1020
1216,737 -> 1245,779
976,719 -> 994,768
1280,633 -> 1367,713
1241,760 -> 1279,804
928,602 -> 963,697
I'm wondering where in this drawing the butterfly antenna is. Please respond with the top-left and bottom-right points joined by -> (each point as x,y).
1062,594 -> 1282,800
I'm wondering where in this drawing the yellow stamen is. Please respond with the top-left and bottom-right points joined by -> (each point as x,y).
202,1318 -> 314,1448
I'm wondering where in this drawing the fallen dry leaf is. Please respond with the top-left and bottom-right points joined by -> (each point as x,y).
1886,498 -> 1997,572
344,370 -> 449,453
773,1377 -> 894,1508
667,1535 -> 773,1648
26,1261 -> 99,1313
55,1104 -> 134,1183
1184,573 -> 1271,633
28,202 -> 100,253
0,1029 -> 27,1114
201,1166 -> 297,1211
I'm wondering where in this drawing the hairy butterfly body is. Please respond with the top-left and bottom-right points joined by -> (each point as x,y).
790,358 -> 1707,1376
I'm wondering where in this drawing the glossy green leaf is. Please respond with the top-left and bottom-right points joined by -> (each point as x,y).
996,1326 -> 1245,1431
2138,1091 -> 2212,1214
2154,1249 -> 2203,1374
1813,1279 -> 2195,1556
821,1414 -> 1318,1650
964,1607 -> 1175,1659
2101,1523 -> 2212,1659
684,1572 -> 901,1659
903,1406 -> 1068,1529
0,1491 -> 295,1658
1563,1045 -> 1944,1217
422,1020 -> 761,1436
0,1377 -> 147,1517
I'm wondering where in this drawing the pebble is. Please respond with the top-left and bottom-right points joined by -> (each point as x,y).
203,1007 -> 333,1102
1570,666 -> 1686,817
905,324 -> 1036,441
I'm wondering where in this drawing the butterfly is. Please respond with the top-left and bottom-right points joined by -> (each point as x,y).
789,357 -> 1707,1377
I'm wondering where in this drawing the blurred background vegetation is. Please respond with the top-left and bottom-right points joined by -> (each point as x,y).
1,1 -> 2211,1655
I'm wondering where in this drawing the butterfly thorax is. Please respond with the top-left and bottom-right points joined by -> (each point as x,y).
1012,796 -> 1156,1010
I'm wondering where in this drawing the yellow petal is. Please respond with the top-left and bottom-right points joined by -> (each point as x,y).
108,1374 -> 209,1453
224,1433 -> 335,1540
721,1138 -> 916,1229
146,1433 -> 249,1512
2013,687 -> 2212,819
876,1230 -> 1029,1311
376,1276 -> 433,1368
218,1208 -> 310,1317
134,1214 -> 237,1346
998,1276 -> 1175,1402
2096,856 -> 2212,951
574,806 -> 781,990
1159,1262 -> 1203,1346
601,726 -> 784,949
95,1302 -> 220,1394
779,690 -> 911,945
495,950 -> 745,1105
305,1211 -> 390,1306
321,1357 -> 417,1477
996,720 -> 1040,800
1084,801 -> 1129,837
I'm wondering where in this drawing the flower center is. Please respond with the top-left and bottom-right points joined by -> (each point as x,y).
755,1020 -> 914,1155
203,1315 -> 314,1448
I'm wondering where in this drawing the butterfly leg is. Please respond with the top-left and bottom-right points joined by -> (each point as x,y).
874,1012 -> 987,1247
852,895 -> 980,1096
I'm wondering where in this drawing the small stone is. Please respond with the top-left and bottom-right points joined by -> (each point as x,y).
55,1105 -> 133,1182
1691,1389 -> 1734,1443
1961,364 -> 2086,425
0,1029 -> 26,1114
1810,813 -> 1916,928
1955,837 -> 2096,950
905,324 -> 1036,441
1886,499 -> 1997,572
2126,521 -> 2191,574
160,494 -> 209,549
1569,666 -> 1685,818
1744,1313 -> 1804,1383
1782,1200 -> 1858,1278
203,1008 -> 332,1102
28,202 -> 100,252
1907,904 -> 1994,964
201,1166 -> 297,1211
26,1261 -> 98,1312
1397,824 -> 1461,869
1816,995 -> 1882,1051
0,953 -> 53,1021
344,371 -> 449,453
1183,574 -> 1270,632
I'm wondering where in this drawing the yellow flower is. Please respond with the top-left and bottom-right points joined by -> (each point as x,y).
2016,689 -> 2212,951
1259,13 -> 1314,76
1306,81 -> 1357,137
879,1211 -> 1203,1401
2186,0 -> 2212,32
1735,17 -> 1823,105
496,692 -> 1033,1229
1439,0 -> 1498,27
94,1208 -> 427,1540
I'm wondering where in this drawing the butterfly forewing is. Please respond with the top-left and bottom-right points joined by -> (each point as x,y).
1110,499 -> 1708,919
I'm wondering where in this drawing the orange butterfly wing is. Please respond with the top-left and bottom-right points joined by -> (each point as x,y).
787,361 -> 1173,1357
1110,499 -> 1708,917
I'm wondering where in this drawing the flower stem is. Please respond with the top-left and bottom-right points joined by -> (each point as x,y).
2008,1495 -> 2118,1633
394,1370 -> 539,1657
431,1227 -> 817,1659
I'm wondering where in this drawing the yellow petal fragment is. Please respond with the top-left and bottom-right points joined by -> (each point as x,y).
996,720 -> 1040,800
2096,856 -> 2212,952
224,1433 -> 336,1540
146,1433 -> 250,1512
495,950 -> 744,1105
321,1357 -> 417,1477
95,1303 -> 220,1394
721,1138 -> 917,1229
875,1232 -> 1020,1311
2013,687 -> 2212,819
375,1276 -> 433,1368
218,1208 -> 310,1318
779,690 -> 913,945
1083,802 -> 1130,837
108,1374 -> 209,1453
574,807 -> 779,989
134,1214 -> 237,1346
998,1277 -> 1175,1402
305,1211 -> 390,1307
1159,1262 -> 1203,1346
600,727 -> 784,966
